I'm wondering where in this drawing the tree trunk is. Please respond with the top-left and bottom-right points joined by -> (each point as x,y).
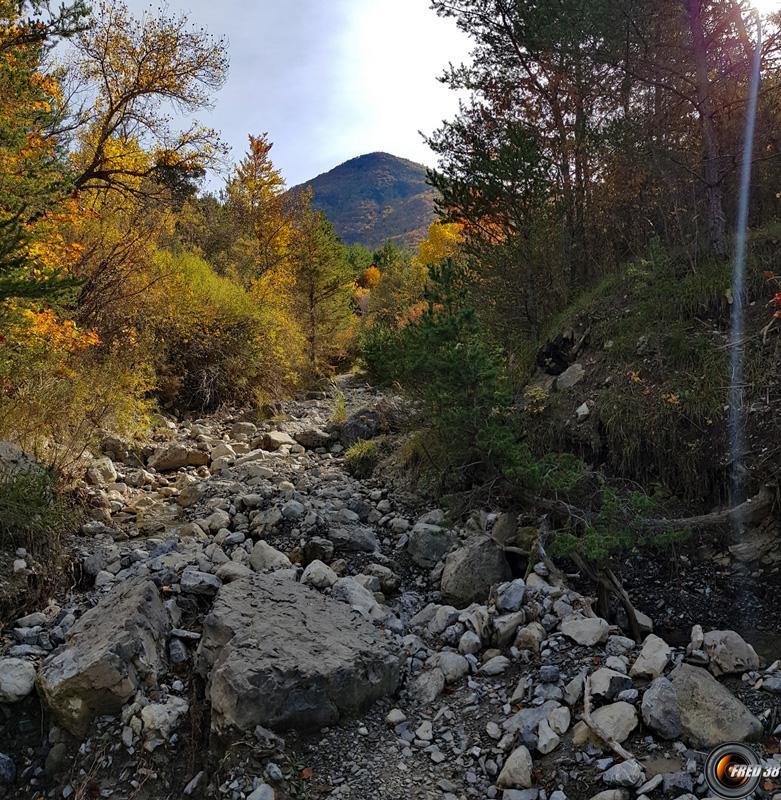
685,0 -> 728,257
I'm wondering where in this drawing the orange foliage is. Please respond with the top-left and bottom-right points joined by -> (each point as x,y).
15,308 -> 100,352
358,265 -> 382,289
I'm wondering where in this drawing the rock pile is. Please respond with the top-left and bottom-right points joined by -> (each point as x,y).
0,379 -> 778,800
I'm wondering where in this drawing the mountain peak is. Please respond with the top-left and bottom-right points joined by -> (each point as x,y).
292,153 -> 436,249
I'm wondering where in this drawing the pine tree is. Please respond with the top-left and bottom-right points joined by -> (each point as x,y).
290,209 -> 354,377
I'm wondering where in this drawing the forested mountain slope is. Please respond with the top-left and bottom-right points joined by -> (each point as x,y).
291,152 -> 436,249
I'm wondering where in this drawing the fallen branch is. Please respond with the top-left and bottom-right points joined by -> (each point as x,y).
582,676 -> 636,762
643,484 -> 775,530
535,484 -> 776,533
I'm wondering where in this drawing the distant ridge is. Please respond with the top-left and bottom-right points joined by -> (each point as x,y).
291,152 -> 436,250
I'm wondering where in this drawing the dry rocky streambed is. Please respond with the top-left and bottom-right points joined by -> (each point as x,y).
0,377 -> 779,800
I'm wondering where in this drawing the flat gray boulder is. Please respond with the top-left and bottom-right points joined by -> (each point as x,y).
197,573 -> 401,733
38,579 -> 169,736
669,663 -> 762,747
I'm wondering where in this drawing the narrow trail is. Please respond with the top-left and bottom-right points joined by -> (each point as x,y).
0,376 -> 779,800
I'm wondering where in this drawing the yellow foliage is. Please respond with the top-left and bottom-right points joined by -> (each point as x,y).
415,222 -> 463,267
15,308 -> 99,352
358,265 -> 382,289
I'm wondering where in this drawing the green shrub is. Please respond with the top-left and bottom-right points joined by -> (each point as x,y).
360,322 -> 401,386
149,251 -> 304,411
344,439 -> 383,478
0,469 -> 78,555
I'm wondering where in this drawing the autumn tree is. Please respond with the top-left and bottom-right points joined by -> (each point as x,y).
224,134 -> 298,280
290,208 -> 355,377
0,0 -> 87,302
65,1 -> 227,199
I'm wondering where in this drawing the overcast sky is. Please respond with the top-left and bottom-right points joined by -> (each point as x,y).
125,0 -> 473,189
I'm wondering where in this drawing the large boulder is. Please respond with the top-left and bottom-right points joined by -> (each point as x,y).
147,443 -> 208,471
407,523 -> 453,568
641,677 -> 681,739
702,630 -> 760,676
197,574 -> 401,733
339,409 -> 382,447
85,456 -> 118,486
38,579 -> 169,737
440,537 -> 512,608
669,663 -> 763,748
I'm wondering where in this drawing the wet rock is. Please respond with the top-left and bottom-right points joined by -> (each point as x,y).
197,573 -> 400,732
641,677 -> 681,739
38,579 -> 169,737
669,663 -> 762,747
440,537 -> 512,608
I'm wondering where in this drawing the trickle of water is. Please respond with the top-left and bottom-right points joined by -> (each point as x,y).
728,11 -> 763,516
